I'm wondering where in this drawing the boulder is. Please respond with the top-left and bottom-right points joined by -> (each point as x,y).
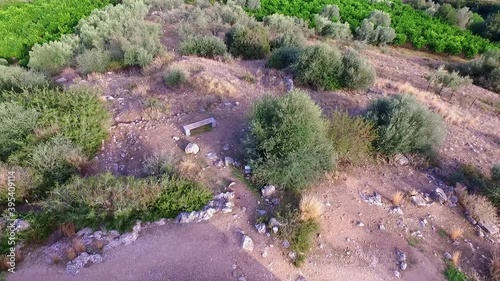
261,185 -> 276,197
479,220 -> 500,235
432,188 -> 447,204
241,235 -> 254,252
65,253 -> 103,275
394,154 -> 409,166
255,223 -> 266,234
184,143 -> 200,154
14,219 -> 31,232
410,194 -> 427,207
224,157 -> 234,166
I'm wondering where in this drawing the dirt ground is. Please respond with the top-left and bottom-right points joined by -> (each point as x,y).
8,23 -> 500,281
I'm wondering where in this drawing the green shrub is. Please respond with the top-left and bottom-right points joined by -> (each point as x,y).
293,44 -> 343,91
76,48 -> 111,74
44,173 -> 212,231
320,22 -> 353,40
321,4 -> 340,21
226,24 -> 270,59
246,90 -> 335,190
0,87 -> 110,157
27,34 -> 80,74
271,31 -> 306,49
263,14 -> 308,48
444,265 -> 468,281
180,36 -> 227,58
458,49 -> 500,93
164,68 -> 188,87
355,11 -> 396,45
145,0 -> 184,11
328,111 -> 375,165
0,59 -> 8,66
365,94 -> 445,157
0,102 -> 39,160
142,154 -> 176,178
341,50 -> 376,90
266,46 -> 302,70
29,136 -> 86,191
77,0 -> 163,67
0,65 -> 48,91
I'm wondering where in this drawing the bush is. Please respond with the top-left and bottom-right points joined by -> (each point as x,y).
293,44 -> 343,91
365,94 -> 445,157
356,20 -> 396,45
226,24 -> 270,59
164,68 -> 188,87
76,48 -> 111,74
0,163 -> 42,204
263,14 -> 308,48
44,173 -> 212,231
0,87 -> 110,157
320,22 -> 353,40
321,5 -> 340,21
458,49 -> 500,93
0,102 -> 39,160
145,0 -> 184,11
77,0 -> 163,67
246,90 -> 335,190
266,46 -> 302,70
27,34 -> 79,74
444,265 -> 468,281
328,111 -> 375,165
341,50 -> 376,90
0,65 -> 48,91
180,36 -> 227,58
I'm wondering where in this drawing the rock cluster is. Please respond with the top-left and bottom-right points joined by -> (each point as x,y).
176,192 -> 235,223
360,191 -> 383,206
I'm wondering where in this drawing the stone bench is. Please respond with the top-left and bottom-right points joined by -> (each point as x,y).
183,117 -> 216,136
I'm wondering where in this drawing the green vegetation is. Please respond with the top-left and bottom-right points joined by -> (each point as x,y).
365,94 -> 445,157
355,10 -> 396,45
0,0 -> 111,64
444,264 -> 468,281
251,0 -> 499,56
227,24 -> 270,59
455,49 -> 500,93
0,65 -> 48,91
28,0 -> 163,74
449,163 -> 500,207
245,90 -> 334,190
164,67 -> 189,87
266,46 -> 302,69
328,111 -> 375,165
180,36 -> 227,58
341,50 -> 376,90
263,14 -> 308,48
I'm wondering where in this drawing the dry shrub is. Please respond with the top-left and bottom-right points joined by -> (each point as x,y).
491,248 -> 500,281
67,248 -> 77,261
392,191 -> 404,206
409,189 -> 419,197
179,158 -> 201,179
192,73 -> 236,97
375,79 -> 474,125
299,194 -> 324,221
142,51 -> 175,75
455,183 -> 499,224
94,240 -> 105,251
60,222 -> 76,238
52,255 -> 61,264
73,240 -> 86,254
449,226 -> 464,241
451,251 -> 461,267
131,82 -> 151,96
34,124 -> 60,140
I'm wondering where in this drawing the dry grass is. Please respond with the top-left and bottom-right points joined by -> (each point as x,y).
299,194 -> 324,221
192,73 -> 237,98
66,248 -> 77,261
142,51 -> 175,75
52,255 -> 61,264
455,183 -> 499,224
60,222 -> 76,238
491,249 -> 500,281
94,240 -> 105,251
34,124 -> 60,140
375,79 -> 475,125
392,191 -> 404,206
131,82 -> 151,96
451,251 -> 461,267
178,158 -> 201,179
449,226 -> 464,241
72,240 -> 86,254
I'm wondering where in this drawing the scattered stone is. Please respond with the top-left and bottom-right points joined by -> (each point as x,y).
215,160 -> 224,168
466,215 -> 477,225
396,249 -> 407,262
225,157 -> 234,166
223,144 -> 230,151
390,207 -> 404,216
238,277 -> 246,281
244,165 -> 251,176
177,192 -> 234,223
477,228 -> 485,238
241,235 -> 254,252
65,253 -> 103,275
393,271 -> 401,278
262,248 -> 268,258
256,209 -> 267,216
76,228 -> 93,237
394,154 -> 409,166
444,252 -> 452,260
185,143 -> 200,154
269,218 -> 281,227
133,221 -> 142,233
432,188 -> 448,204
479,221 -> 500,235
108,230 -> 120,240
272,226 -> 279,233
228,182 -> 236,188
271,198 -> 280,206
56,77 -> 67,83
261,185 -> 276,198
410,194 -> 428,207
360,192 -> 383,206
172,136 -> 180,141
296,275 -> 307,281
400,262 -> 407,271
450,196 -> 458,205
255,223 -> 266,234
419,219 -> 428,228
14,219 -> 31,232
284,77 -> 294,92
357,221 -> 365,227
379,224 -> 386,231
283,240 -> 290,249
288,252 -> 297,260
120,232 -> 139,246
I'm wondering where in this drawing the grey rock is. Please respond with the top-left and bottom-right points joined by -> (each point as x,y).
215,160 -> 224,168
93,231 -> 105,240
450,196 -> 458,205
432,188 -> 448,204
185,143 -> 200,154
400,262 -> 407,271
238,277 -> 246,281
393,271 -> 401,278
410,194 -> 428,207
65,253 -> 103,275
284,77 -> 294,92
360,192 -> 382,206
283,240 -> 290,249
14,219 -> 31,232
133,221 -> 142,233
120,232 -> 138,246
444,252 -> 452,260
379,224 -> 386,231
394,154 -> 409,166
108,230 -> 120,240
479,220 -> 500,235
56,77 -> 67,83
271,198 -> 280,205
269,218 -> 281,227
224,157 -> 234,166
390,207 -> 404,216
261,185 -> 276,197
241,235 -> 254,251
256,209 -> 267,216
76,227 -> 93,237
272,226 -> 279,233
255,223 -> 266,234
396,249 -> 406,262
288,252 -> 297,260
155,219 -> 166,226
223,144 -> 230,151
477,228 -> 485,238
262,248 -> 268,258
357,221 -> 365,227
296,275 -> 307,281
466,215 -> 477,225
